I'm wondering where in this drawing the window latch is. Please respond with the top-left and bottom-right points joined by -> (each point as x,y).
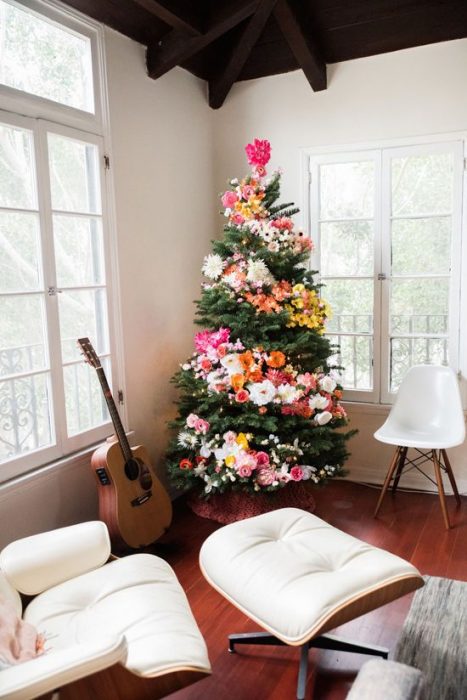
377,273 -> 387,281
47,286 -> 63,296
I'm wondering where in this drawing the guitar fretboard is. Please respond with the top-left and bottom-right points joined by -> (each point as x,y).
96,367 -> 132,463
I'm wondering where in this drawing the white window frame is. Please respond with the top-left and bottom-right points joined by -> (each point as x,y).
0,0 -> 124,482
303,133 -> 466,406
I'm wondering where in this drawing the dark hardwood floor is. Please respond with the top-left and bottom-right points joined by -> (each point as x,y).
151,480 -> 467,700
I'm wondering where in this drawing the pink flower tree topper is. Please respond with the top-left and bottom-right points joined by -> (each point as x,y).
245,138 -> 271,173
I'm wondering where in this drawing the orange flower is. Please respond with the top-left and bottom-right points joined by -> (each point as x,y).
246,367 -> 263,383
334,389 -> 343,399
231,373 -> 245,391
267,351 -> 286,368
239,350 -> 254,370
179,459 -> 193,470
258,406 -> 267,414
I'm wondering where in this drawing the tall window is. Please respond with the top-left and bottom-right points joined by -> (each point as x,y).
0,0 -> 117,480
308,140 -> 463,403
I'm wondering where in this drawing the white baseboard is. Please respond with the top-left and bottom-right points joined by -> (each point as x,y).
344,465 -> 467,497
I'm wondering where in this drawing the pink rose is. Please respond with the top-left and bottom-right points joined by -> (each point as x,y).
290,466 -> 304,481
194,418 -> 209,435
256,468 -> 275,486
255,451 -> 270,467
222,190 -> 238,209
231,213 -> 245,225
245,138 -> 271,167
235,389 -> 250,403
217,344 -> 227,358
201,358 -> 212,371
186,413 -> 198,428
238,464 -> 253,478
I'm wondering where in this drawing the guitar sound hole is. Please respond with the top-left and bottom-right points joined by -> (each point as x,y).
124,458 -> 139,481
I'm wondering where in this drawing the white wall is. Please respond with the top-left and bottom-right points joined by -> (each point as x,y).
213,39 -> 467,494
0,29 -> 216,547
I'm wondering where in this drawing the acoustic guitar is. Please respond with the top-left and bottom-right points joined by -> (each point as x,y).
78,337 -> 172,549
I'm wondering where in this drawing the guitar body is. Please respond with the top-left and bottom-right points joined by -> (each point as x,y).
92,442 -> 173,550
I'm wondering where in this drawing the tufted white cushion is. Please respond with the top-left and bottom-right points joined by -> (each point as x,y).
200,508 -> 422,646
0,522 -> 110,596
23,553 -> 211,678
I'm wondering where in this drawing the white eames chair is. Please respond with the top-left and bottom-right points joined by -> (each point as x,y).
374,365 -> 465,529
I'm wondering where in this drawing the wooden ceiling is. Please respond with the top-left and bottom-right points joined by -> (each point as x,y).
62,1 -> 467,108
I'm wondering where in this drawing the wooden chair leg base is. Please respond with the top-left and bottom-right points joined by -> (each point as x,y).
374,447 -> 401,517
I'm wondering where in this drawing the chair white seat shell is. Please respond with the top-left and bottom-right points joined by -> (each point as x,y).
200,507 -> 423,699
0,522 -> 211,700
374,365 -> 465,528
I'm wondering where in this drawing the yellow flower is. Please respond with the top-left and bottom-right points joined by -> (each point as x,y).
225,455 -> 236,467
236,433 -> 249,450
292,283 -> 305,294
291,297 -> 304,309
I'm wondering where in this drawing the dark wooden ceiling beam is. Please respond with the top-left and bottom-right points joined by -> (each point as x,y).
132,0 -> 203,35
147,0 -> 259,80
273,0 -> 327,91
209,0 -> 278,109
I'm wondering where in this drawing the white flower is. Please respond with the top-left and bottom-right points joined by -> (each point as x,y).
319,376 -> 337,393
220,353 -> 243,375
300,466 -> 313,480
276,384 -> 300,404
315,411 -> 332,426
202,254 -> 225,280
248,379 -> 276,406
224,272 -> 243,290
309,394 -> 329,410
177,431 -> 197,448
246,259 -> 275,285
199,441 -> 212,458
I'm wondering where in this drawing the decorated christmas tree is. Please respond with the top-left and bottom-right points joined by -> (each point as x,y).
167,139 -> 353,500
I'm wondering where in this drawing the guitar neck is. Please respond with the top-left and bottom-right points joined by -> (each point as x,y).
96,367 -> 132,463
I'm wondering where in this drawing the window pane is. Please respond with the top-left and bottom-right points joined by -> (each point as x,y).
0,123 -> 37,209
320,161 -> 374,220
0,212 -> 42,291
0,0 -> 94,112
54,215 -> 104,287
328,334 -> 372,390
58,289 -> 109,363
390,337 -> 448,392
391,153 -> 453,216
0,372 -> 53,462
320,221 -> 373,276
48,135 -> 101,214
390,279 -> 449,334
392,217 -> 451,275
0,296 -> 47,375
64,358 -> 110,436
323,279 -> 373,333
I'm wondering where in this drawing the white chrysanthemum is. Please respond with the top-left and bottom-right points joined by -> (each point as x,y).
276,384 -> 300,404
319,375 -> 337,393
246,259 -> 275,285
248,379 -> 276,406
202,253 -> 225,280
220,353 -> 243,375
177,431 -> 198,448
309,394 -> 329,410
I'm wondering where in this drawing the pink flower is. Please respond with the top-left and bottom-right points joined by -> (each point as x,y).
255,451 -> 270,466
238,464 -> 253,478
245,139 -> 271,167
194,418 -> 210,434
195,328 -> 230,354
186,413 -> 198,428
256,468 -> 275,486
201,358 -> 212,371
242,185 -> 255,199
222,190 -> 238,209
223,431 -> 237,444
290,466 -> 304,481
271,217 -> 293,230
231,213 -> 245,225
296,373 -> 317,392
235,389 -> 250,403
254,164 -> 267,177
217,344 -> 227,358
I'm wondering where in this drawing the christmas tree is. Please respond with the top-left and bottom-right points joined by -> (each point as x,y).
167,139 -> 353,498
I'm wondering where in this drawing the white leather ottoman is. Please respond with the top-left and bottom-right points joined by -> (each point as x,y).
200,507 -> 423,699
